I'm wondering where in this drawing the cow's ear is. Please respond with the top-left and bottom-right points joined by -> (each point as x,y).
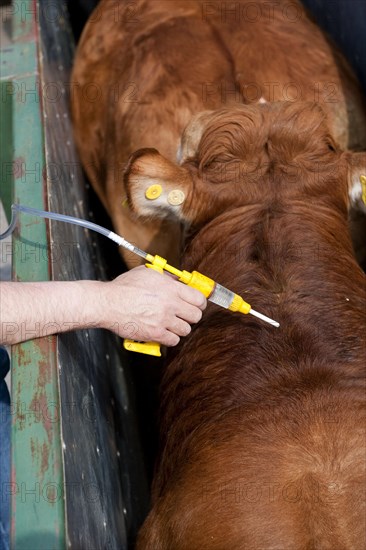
348,152 -> 366,213
124,148 -> 193,222
178,110 -> 214,163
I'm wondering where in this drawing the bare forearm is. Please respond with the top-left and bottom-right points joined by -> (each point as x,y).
0,281 -> 104,345
0,267 -> 206,347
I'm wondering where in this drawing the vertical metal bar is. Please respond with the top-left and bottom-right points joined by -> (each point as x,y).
0,1 -> 66,547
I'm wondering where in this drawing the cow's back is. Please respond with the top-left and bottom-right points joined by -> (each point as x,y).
136,199 -> 366,549
137,392 -> 365,549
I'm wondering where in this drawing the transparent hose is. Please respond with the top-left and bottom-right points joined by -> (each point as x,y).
0,204 -> 149,260
0,204 -> 280,327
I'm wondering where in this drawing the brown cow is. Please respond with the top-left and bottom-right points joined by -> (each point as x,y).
71,0 -> 366,267
125,101 -> 366,549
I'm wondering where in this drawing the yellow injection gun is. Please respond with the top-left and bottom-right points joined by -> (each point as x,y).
123,254 -> 280,357
2,205 -> 280,359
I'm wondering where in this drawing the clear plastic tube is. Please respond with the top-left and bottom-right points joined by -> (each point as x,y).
1,204 -> 280,327
0,204 -> 149,260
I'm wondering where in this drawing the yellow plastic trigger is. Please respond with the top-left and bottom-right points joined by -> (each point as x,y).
123,340 -> 162,357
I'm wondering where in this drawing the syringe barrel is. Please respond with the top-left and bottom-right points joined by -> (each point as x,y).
208,283 -> 236,309
180,270 -> 250,313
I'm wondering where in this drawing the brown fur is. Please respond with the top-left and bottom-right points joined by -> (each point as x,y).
125,102 -> 366,549
71,0 -> 366,267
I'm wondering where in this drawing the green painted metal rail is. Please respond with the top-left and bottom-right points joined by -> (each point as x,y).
1,1 -> 66,547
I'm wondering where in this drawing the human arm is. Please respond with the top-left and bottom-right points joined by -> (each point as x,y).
0,266 -> 207,346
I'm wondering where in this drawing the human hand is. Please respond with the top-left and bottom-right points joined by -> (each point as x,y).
99,266 -> 207,346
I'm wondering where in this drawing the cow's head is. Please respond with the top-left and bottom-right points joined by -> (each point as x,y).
124,102 -> 366,229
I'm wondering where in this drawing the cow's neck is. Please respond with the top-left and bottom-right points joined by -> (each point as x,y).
183,199 -> 365,346
186,200 -> 358,286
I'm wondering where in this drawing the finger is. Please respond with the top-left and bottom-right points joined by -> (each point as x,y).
162,271 -> 179,281
158,330 -> 180,347
175,303 -> 203,324
167,317 -> 192,338
176,284 -> 207,310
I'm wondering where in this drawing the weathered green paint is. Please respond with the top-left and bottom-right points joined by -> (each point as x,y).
0,24 -> 37,219
0,1 -> 66,547
0,42 -> 37,79
0,81 -> 13,220
11,74 -> 66,549
12,0 -> 37,43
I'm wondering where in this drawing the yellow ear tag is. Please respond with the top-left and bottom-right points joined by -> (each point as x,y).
360,175 -> 366,205
145,184 -> 162,200
121,197 -> 129,208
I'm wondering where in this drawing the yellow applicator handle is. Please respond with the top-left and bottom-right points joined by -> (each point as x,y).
123,255 -> 262,356
123,262 -> 164,357
123,257 -> 221,357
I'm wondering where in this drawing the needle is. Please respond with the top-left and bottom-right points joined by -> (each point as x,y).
249,308 -> 280,328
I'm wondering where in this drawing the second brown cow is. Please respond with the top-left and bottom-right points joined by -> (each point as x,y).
71,0 -> 366,267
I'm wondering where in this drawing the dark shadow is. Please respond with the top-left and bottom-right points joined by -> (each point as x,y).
66,0 -> 100,42
301,0 -> 366,94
